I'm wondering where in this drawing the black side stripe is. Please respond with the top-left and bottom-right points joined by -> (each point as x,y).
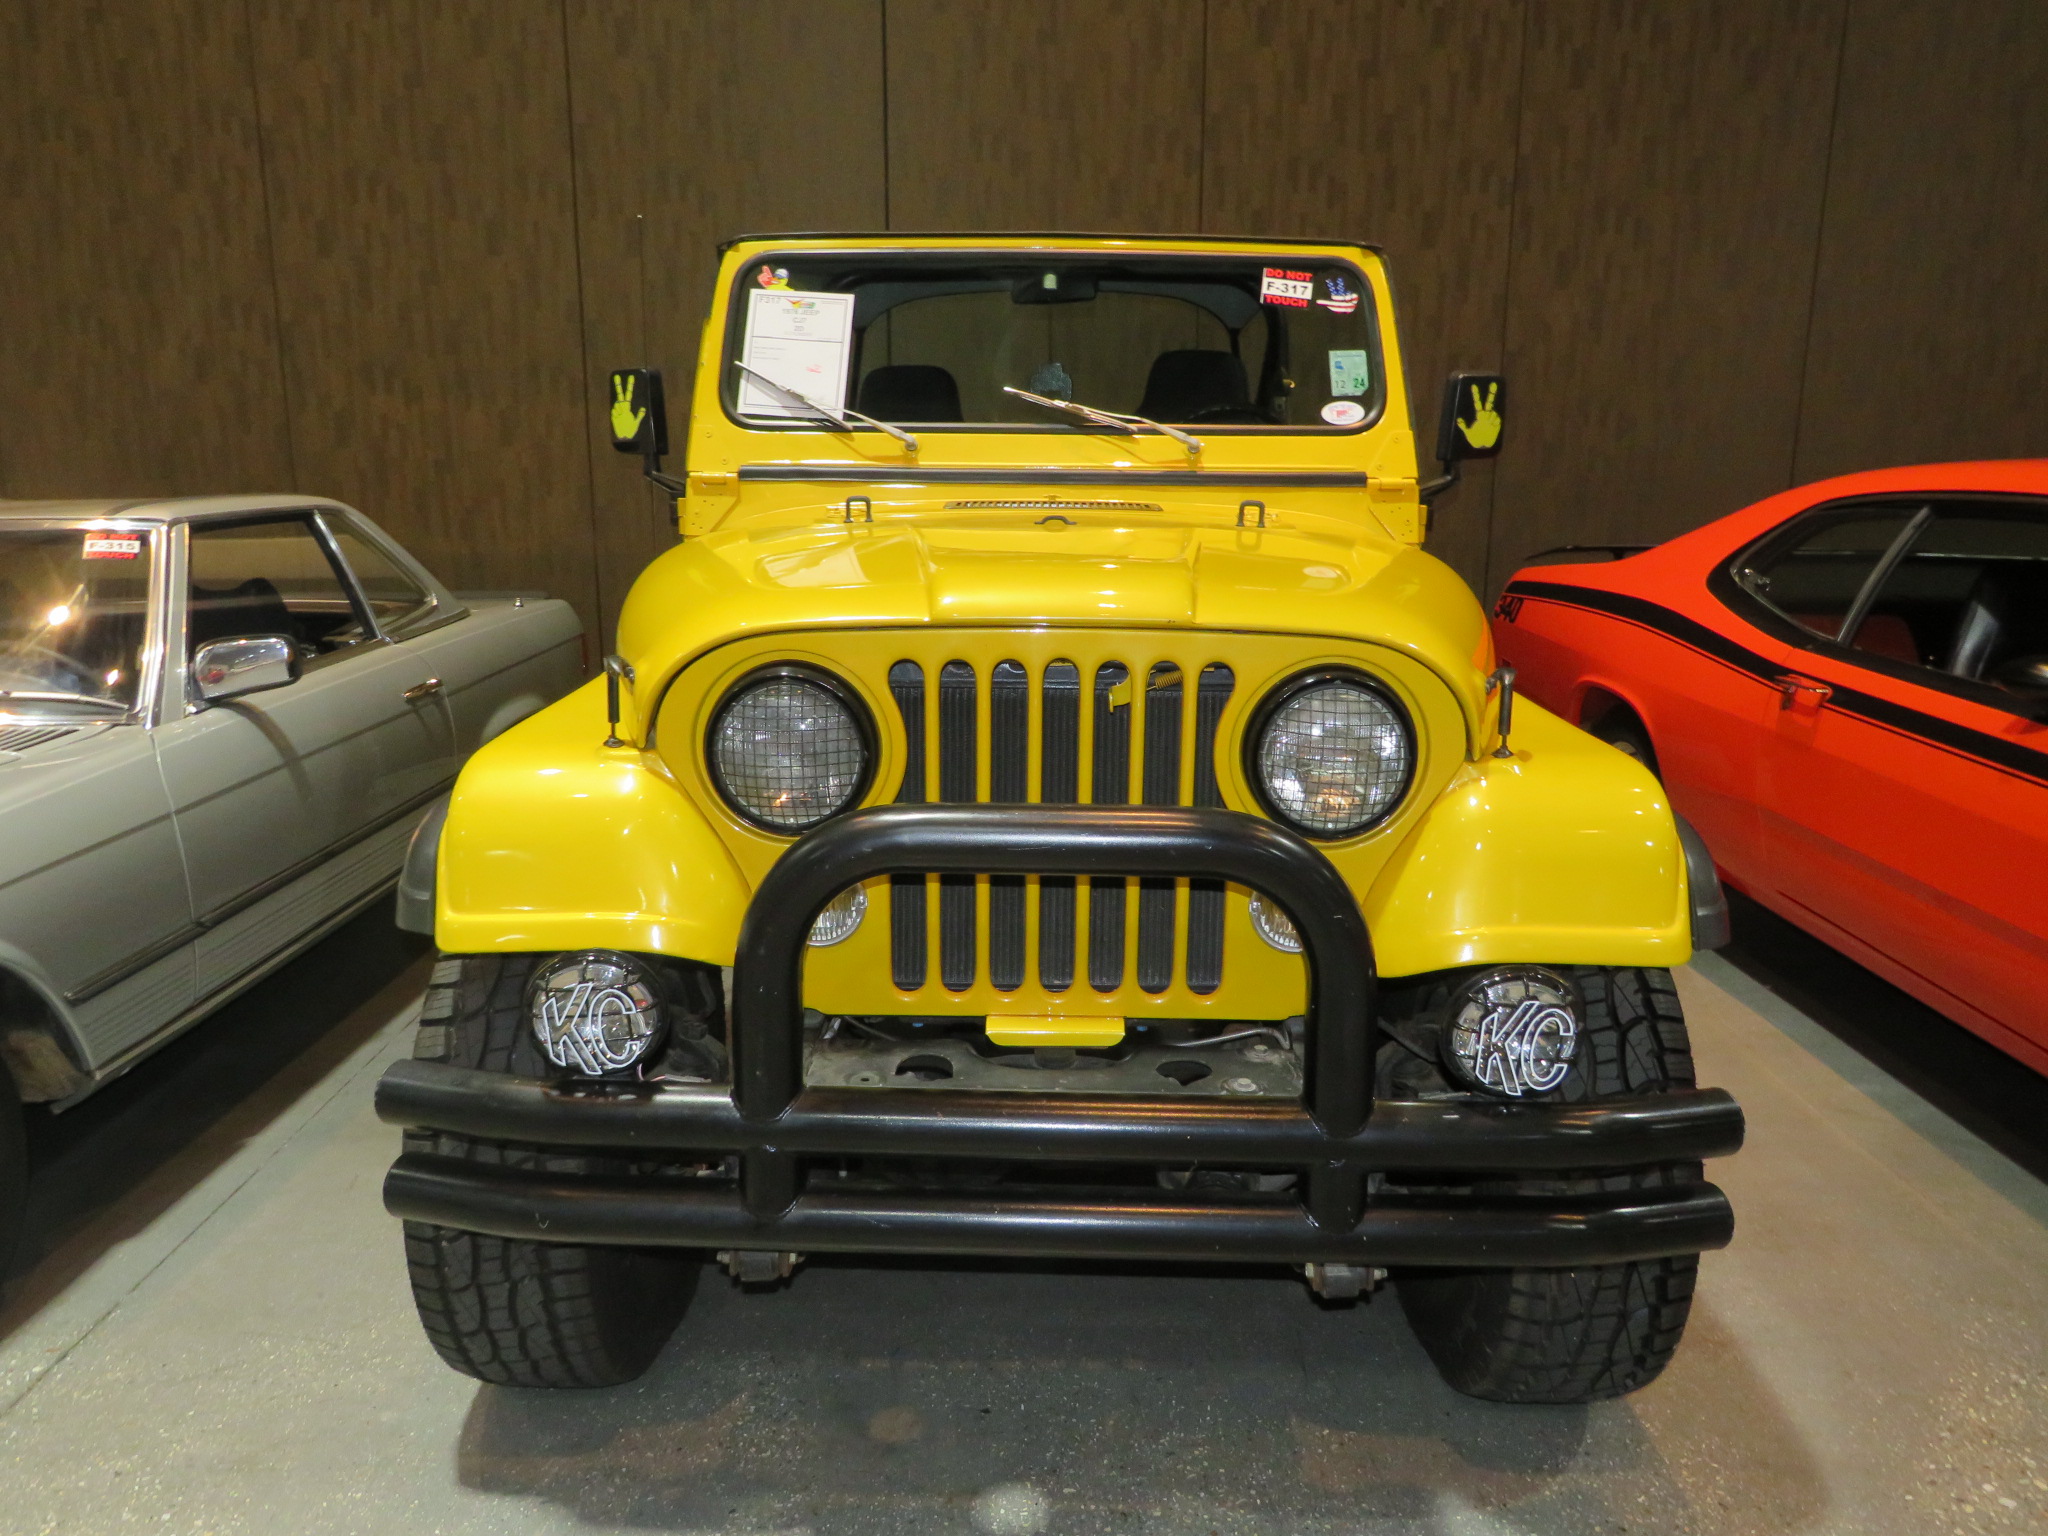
1504,579 -> 2048,790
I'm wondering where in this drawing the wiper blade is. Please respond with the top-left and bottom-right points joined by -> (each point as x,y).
1002,385 -> 1204,465
735,363 -> 918,454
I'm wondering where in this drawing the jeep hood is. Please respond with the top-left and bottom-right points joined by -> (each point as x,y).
617,510 -> 1494,730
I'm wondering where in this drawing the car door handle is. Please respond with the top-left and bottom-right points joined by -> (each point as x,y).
1773,673 -> 1832,708
403,677 -> 444,703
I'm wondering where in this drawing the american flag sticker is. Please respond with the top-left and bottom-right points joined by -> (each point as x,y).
83,533 -> 142,560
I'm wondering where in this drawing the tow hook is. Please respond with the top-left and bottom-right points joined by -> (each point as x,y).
1303,1262 -> 1386,1301
718,1249 -> 803,1285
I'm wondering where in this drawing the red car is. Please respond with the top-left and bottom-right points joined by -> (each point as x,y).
1491,462 -> 2048,1073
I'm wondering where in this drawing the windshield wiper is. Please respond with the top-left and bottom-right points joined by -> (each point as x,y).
1002,385 -> 1204,466
735,363 -> 918,455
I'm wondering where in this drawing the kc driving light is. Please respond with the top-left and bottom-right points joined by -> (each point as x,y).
710,668 -> 871,831
1252,674 -> 1412,837
1442,966 -> 1581,1098
528,950 -> 668,1076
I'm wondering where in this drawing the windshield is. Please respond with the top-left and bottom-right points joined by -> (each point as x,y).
724,251 -> 1383,432
0,526 -> 153,715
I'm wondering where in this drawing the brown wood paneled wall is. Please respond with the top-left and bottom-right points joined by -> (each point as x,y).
3,0 -> 2044,638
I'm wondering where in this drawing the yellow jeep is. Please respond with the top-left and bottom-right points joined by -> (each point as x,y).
377,234 -> 1741,1402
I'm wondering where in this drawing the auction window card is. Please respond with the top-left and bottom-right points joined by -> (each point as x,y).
738,289 -> 856,417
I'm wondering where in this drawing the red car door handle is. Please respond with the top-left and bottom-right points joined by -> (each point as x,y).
1773,674 -> 1832,708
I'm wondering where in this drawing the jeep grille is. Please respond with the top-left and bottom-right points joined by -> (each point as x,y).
884,657 -> 1236,997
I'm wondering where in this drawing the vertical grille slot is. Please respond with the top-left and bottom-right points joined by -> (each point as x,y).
987,661 -> 1029,990
1136,663 -> 1184,992
1186,664 -> 1235,992
1038,661 -> 1081,991
1088,662 -> 1131,991
938,662 -> 978,990
887,662 -> 927,990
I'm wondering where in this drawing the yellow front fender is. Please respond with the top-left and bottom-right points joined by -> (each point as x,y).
1366,699 -> 1692,974
435,680 -> 750,962
437,685 -> 1688,982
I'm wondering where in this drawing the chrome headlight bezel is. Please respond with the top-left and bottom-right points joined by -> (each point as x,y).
1440,965 -> 1583,1099
706,664 -> 877,834
527,949 -> 671,1078
1243,667 -> 1416,840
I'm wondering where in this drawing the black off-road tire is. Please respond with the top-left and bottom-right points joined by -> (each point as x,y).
1397,965 -> 1703,1404
0,1064 -> 26,1282
401,954 -> 701,1388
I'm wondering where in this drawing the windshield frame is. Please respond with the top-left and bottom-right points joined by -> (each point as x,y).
0,516 -> 167,728
716,245 -> 1388,439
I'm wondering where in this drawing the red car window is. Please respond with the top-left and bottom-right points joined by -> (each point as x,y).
1850,501 -> 2048,687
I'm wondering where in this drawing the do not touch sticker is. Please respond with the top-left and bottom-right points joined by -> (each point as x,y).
83,533 -> 141,560
1259,267 -> 1313,307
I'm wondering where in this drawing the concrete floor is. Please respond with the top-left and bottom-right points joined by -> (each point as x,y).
2,899 -> 2046,1535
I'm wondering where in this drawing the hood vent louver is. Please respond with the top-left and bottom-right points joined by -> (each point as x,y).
0,724 -> 81,753
943,499 -> 1162,512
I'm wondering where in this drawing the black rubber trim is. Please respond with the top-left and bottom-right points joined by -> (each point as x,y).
735,466 -> 1371,488
1504,579 -> 2048,789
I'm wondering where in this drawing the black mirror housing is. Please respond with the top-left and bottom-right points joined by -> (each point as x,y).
608,368 -> 668,458
1434,371 -> 1506,465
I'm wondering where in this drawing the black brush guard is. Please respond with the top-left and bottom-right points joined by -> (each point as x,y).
379,805 -> 1742,1266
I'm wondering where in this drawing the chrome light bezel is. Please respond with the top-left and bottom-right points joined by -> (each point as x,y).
1440,965 -> 1583,1099
706,663 -> 877,834
527,949 -> 671,1078
1243,667 -> 1416,840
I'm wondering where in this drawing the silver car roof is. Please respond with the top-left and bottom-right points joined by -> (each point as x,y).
0,494 -> 350,523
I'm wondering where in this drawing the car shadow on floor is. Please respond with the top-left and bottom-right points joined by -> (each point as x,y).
451,1258 -> 1821,1535
0,898 -> 430,1326
1716,890 -> 2048,1185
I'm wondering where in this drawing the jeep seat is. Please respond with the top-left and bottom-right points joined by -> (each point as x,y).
1137,349 -> 1260,423
857,364 -> 963,422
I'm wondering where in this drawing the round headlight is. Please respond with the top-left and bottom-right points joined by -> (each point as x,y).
1252,673 -> 1413,837
528,950 -> 669,1077
710,668 -> 871,832
1442,966 -> 1581,1098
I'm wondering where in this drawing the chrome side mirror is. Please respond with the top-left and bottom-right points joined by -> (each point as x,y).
193,634 -> 300,703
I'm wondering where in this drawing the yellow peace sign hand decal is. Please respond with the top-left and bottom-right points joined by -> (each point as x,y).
1459,382 -> 1502,450
610,374 -> 646,441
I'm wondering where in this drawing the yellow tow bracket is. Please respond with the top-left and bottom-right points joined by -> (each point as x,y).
985,1014 -> 1126,1049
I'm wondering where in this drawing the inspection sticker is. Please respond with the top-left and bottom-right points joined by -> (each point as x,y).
83,533 -> 141,559
1259,267 -> 1314,307
1327,348 -> 1371,398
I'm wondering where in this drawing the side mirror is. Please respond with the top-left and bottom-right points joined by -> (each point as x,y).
193,634 -> 299,703
1420,372 -> 1506,505
1434,371 -> 1506,466
608,368 -> 668,459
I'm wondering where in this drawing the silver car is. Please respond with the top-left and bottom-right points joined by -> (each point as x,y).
0,496 -> 581,1266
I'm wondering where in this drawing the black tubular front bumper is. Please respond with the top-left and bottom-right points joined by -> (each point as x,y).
379,804 -> 1743,1267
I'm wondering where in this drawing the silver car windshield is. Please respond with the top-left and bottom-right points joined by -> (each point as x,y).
0,528 -> 151,716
